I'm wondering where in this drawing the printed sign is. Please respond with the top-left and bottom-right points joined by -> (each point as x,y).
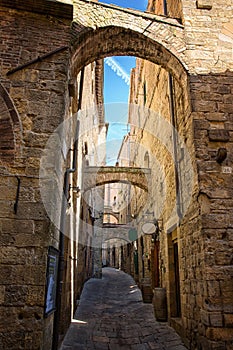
44,246 -> 59,317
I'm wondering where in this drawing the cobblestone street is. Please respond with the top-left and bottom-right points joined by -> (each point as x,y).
60,268 -> 187,350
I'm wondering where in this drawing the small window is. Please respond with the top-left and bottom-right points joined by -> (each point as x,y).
144,151 -> 149,168
84,142 -> 88,155
143,81 -> 147,105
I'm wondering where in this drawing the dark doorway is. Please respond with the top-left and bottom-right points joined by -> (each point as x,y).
174,242 -> 181,317
140,236 -> 145,278
152,241 -> 160,288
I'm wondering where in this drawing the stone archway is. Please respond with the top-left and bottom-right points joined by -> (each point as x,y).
71,1 -> 187,83
82,166 -> 151,192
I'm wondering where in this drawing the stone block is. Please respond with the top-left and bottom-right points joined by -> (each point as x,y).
0,286 -> 5,304
0,186 -> 17,201
1,219 -> 34,234
0,246 -> 32,265
209,312 -> 223,327
223,95 -> 233,104
0,264 -> 46,286
196,1 -> 213,10
217,103 -> 233,113
224,314 -> 233,327
0,331 -> 26,349
18,186 -> 35,202
203,92 -> 223,102
207,340 -> 227,350
202,214 -> 229,229
215,250 -> 232,265
16,202 -> 48,220
0,233 -> 16,246
24,331 -> 44,349
217,85 -> 231,94
0,200 -> 17,219
193,119 -> 210,130
200,309 -> 210,325
205,113 -> 227,122
208,129 -> 230,142
206,327 -> 233,341
24,131 -> 50,148
192,112 -> 205,120
14,233 -> 44,247
192,99 -> 217,113
26,285 -> 45,307
4,286 -> 28,306
194,128 -> 208,140
27,89 -> 50,102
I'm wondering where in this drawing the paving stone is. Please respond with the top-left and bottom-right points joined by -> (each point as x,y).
60,268 -> 187,350
131,344 -> 150,350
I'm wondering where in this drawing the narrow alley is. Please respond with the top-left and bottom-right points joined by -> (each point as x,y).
1,1 -> 233,349
60,268 -> 187,350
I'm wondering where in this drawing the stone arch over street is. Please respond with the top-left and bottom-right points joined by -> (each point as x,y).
82,166 -> 151,192
102,224 -> 132,245
103,210 -> 119,223
71,0 -> 188,85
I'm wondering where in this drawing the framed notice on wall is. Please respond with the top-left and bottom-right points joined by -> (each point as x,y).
44,246 -> 59,317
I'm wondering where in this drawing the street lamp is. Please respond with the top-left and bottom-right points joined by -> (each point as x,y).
141,210 -> 162,242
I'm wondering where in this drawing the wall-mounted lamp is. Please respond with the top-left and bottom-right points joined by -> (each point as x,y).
216,147 -> 227,164
141,212 -> 162,243
151,219 -> 162,243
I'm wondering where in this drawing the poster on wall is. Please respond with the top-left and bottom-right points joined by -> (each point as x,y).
44,246 -> 59,317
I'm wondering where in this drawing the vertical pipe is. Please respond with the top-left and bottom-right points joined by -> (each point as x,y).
168,73 -> 181,219
13,176 -> 20,214
52,68 -> 85,350
52,170 -> 70,350
163,0 -> 168,16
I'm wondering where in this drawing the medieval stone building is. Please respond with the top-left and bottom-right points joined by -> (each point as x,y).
0,0 -> 232,349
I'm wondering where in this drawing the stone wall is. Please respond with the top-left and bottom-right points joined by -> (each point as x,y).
182,0 -> 233,75
147,0 -> 183,21
183,2 -> 233,348
187,71 -> 233,349
122,1 -> 233,349
0,1 -> 73,349
125,54 -> 195,311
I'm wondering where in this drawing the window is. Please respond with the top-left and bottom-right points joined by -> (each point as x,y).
143,81 -> 147,106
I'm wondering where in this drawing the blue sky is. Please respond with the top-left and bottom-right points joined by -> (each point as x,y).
104,57 -> 134,164
104,56 -> 135,104
101,0 -> 148,164
100,0 -> 147,11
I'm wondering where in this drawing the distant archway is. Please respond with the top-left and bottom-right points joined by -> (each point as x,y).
82,166 -> 151,192
103,212 -> 119,224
